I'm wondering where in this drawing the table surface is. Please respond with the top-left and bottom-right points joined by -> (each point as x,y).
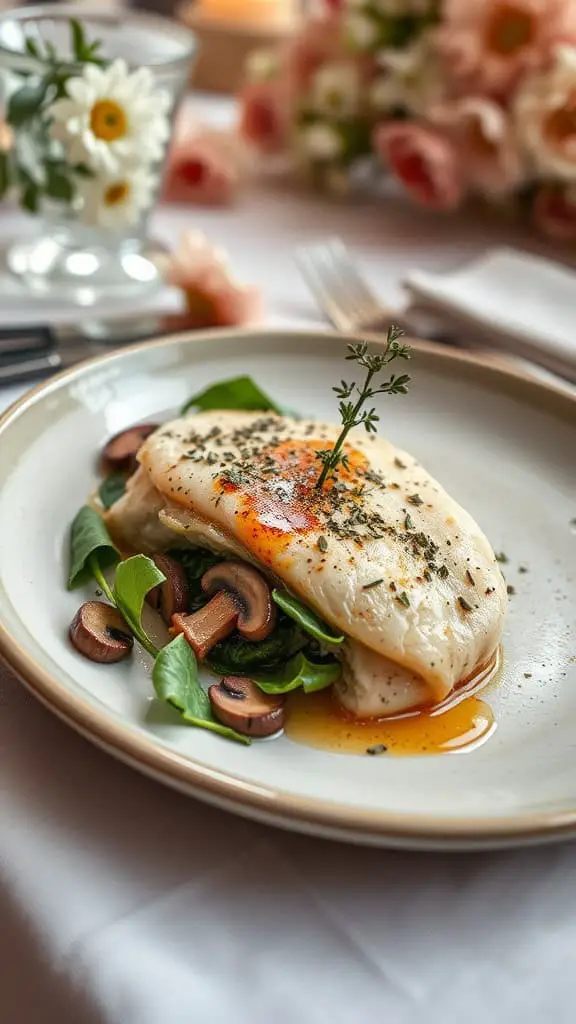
2,94 -> 576,1024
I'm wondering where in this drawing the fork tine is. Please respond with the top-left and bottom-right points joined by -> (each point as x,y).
297,245 -> 356,332
298,238 -> 386,333
322,239 -> 384,328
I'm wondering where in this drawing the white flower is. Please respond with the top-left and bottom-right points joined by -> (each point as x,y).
245,48 -> 279,83
515,45 -> 576,182
372,33 -> 448,116
50,59 -> 170,175
299,123 -> 343,160
76,166 -> 156,228
310,62 -> 361,119
345,10 -> 378,51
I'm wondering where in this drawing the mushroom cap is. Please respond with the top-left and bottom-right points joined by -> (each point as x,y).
147,553 -> 189,623
69,601 -> 134,663
201,561 -> 275,642
209,676 -> 285,737
101,423 -> 159,475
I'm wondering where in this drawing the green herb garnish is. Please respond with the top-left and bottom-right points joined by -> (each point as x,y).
366,744 -> 387,755
407,494 -> 423,506
437,565 -> 449,579
506,584 -> 516,596
404,513 -> 414,530
362,579 -> 384,591
495,551 -> 508,564
315,327 -> 410,489
272,589 -> 345,645
394,458 -> 406,470
458,596 -> 473,612
396,591 -> 410,608
153,634 -> 250,744
317,535 -> 328,553
181,376 -> 284,415
67,506 -> 119,592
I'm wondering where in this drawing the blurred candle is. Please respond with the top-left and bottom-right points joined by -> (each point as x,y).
197,0 -> 293,25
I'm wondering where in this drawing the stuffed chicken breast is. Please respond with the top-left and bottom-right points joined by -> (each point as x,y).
106,411 -> 507,717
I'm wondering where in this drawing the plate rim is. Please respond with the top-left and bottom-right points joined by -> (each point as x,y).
1,326 -> 575,848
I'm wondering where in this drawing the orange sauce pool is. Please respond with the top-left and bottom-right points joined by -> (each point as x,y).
285,651 -> 500,756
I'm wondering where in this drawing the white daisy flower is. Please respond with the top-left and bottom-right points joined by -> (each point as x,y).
50,59 -> 170,175
311,63 -> 362,119
372,33 -> 448,116
76,166 -> 156,228
299,123 -> 343,161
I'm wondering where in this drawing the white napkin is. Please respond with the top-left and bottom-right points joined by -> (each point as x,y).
403,249 -> 576,384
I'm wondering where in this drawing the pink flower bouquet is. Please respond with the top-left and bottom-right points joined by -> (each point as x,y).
238,0 -> 576,240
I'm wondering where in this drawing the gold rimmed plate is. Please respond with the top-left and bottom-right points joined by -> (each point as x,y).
0,329 -> 574,850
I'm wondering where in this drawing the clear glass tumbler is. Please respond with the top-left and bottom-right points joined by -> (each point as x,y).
0,3 -> 195,304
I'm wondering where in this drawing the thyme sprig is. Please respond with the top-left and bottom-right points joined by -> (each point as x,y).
315,326 -> 411,489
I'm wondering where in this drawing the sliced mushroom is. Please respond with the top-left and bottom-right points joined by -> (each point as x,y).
171,560 -> 275,660
201,561 -> 276,641
146,553 -> 189,624
209,677 -> 285,737
69,601 -> 133,663
101,423 -> 158,475
172,591 -> 239,660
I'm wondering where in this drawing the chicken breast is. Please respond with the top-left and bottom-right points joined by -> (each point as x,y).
106,411 -> 507,716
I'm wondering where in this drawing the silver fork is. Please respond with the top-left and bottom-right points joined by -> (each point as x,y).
297,237 -> 430,338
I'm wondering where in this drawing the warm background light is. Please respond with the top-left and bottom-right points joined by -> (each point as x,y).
196,0 -> 293,25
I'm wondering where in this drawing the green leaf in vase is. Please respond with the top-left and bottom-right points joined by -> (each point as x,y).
44,162 -> 74,202
6,80 -> 47,126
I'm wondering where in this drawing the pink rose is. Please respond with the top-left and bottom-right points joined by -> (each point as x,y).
163,129 -> 246,207
283,12 -> 345,93
159,232 -> 262,329
238,79 -> 290,154
373,121 -> 465,211
431,97 -> 525,196
436,0 -> 575,99
533,184 -> 576,240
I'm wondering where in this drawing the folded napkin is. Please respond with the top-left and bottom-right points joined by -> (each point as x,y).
403,249 -> 576,385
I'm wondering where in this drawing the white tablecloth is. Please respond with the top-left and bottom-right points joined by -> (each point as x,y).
2,95 -> 576,1024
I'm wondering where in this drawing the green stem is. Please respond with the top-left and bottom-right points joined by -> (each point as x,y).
134,630 -> 160,660
316,366 -> 376,489
89,554 -> 115,604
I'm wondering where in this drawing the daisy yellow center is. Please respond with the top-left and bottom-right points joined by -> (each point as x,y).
485,4 -> 534,56
90,99 -> 128,142
104,181 -> 130,207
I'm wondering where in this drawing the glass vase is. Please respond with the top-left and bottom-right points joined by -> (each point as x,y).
0,3 -> 195,305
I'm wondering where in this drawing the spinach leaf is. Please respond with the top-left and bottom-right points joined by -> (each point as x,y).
68,506 -> 119,590
98,472 -> 126,510
253,652 -> 342,694
181,376 -> 284,415
113,555 -> 166,658
153,634 -> 250,745
207,616 -> 307,676
272,590 -> 345,646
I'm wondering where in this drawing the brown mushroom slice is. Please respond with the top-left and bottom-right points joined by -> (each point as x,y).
101,423 -> 158,475
171,560 -> 276,660
171,591 -> 239,660
146,553 -> 189,624
209,677 -> 285,737
201,561 -> 276,642
69,601 -> 134,663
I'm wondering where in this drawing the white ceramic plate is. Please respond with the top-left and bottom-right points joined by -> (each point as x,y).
0,329 -> 574,851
